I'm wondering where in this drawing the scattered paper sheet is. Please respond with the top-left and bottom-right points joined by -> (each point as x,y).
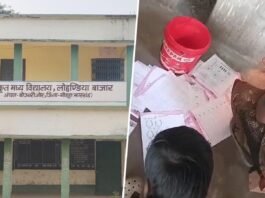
131,86 -> 146,113
129,119 -> 138,135
132,54 -> 237,155
133,61 -> 152,88
190,55 -> 239,97
191,96 -> 233,146
136,73 -> 211,112
185,111 -> 205,137
180,75 -> 213,109
134,66 -> 169,97
191,60 -> 204,72
140,111 -> 185,159
131,61 -> 153,113
132,61 -> 212,113
136,73 -> 191,112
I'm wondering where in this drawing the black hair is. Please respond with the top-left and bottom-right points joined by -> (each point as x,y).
145,126 -> 213,198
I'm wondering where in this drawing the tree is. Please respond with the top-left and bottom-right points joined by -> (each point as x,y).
0,3 -> 16,15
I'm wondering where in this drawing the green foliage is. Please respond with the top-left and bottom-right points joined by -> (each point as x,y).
0,3 -> 16,15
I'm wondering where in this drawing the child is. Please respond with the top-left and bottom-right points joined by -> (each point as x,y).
144,126 -> 213,198
125,126 -> 213,198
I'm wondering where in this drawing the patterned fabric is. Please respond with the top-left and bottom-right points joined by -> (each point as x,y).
231,79 -> 265,190
124,177 -> 144,198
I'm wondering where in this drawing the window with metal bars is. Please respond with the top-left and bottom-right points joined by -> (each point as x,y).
0,141 -> 3,170
70,140 -> 95,170
12,139 -> 96,170
92,58 -> 124,81
0,59 -> 26,81
13,140 -> 61,169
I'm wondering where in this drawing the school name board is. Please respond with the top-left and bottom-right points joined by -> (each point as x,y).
0,81 -> 126,105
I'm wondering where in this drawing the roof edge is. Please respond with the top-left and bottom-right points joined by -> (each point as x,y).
0,14 -> 136,19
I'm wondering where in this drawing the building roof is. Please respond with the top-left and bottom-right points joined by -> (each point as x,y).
0,14 -> 135,20
0,14 -> 136,43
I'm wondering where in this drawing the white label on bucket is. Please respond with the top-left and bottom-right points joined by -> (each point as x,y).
163,41 -> 195,63
160,57 -> 185,74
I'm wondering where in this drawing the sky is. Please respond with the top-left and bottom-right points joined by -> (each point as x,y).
0,0 -> 138,15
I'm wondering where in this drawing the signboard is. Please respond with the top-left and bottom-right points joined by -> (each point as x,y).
0,81 -> 126,105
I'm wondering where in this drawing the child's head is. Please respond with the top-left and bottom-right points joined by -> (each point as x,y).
144,126 -> 213,198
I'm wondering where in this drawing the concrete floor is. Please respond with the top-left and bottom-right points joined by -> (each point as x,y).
135,0 -> 264,197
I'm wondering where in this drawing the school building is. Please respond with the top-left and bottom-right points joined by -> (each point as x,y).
0,14 -> 135,197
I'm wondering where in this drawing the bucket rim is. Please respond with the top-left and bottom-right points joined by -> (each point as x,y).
164,16 -> 212,55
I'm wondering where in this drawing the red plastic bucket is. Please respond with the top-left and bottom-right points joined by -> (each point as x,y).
160,16 -> 211,74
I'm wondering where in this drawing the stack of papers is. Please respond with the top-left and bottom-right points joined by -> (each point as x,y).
131,55 -> 240,159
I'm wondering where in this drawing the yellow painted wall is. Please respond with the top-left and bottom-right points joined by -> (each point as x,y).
0,44 -> 14,59
79,46 -> 126,81
0,44 -> 126,81
23,44 -> 71,81
0,44 -> 70,81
